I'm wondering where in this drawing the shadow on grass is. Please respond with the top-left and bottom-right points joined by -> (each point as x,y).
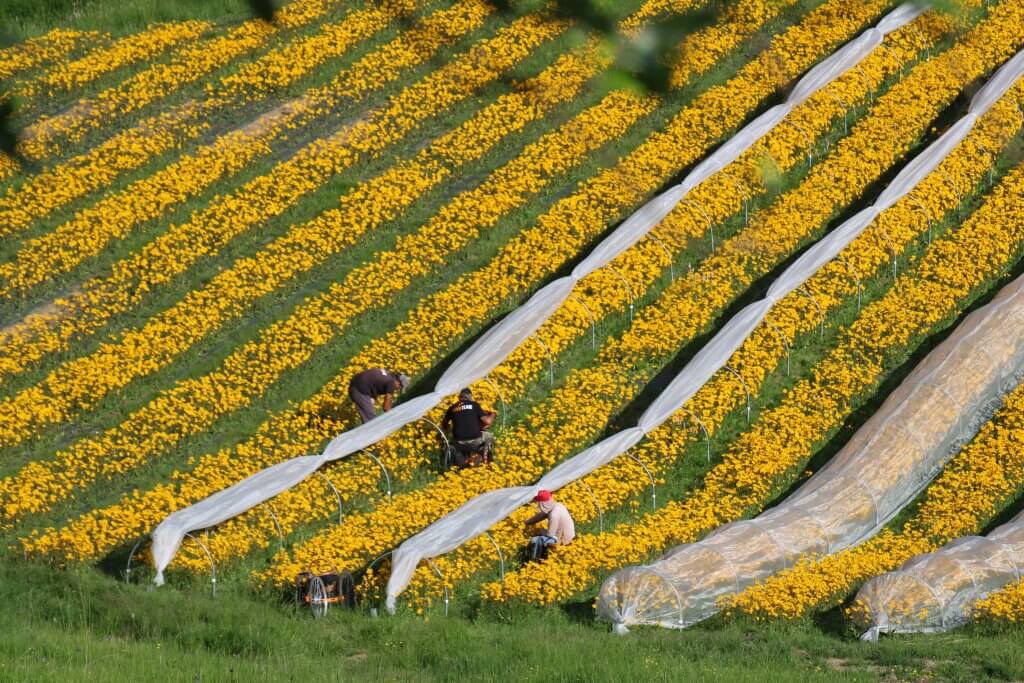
560,598 -> 595,625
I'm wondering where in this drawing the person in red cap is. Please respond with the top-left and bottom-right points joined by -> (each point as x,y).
522,489 -> 575,561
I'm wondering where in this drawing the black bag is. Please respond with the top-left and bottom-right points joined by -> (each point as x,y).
521,537 -> 550,564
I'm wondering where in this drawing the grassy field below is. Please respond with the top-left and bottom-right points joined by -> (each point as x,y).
3,559 -> 1023,682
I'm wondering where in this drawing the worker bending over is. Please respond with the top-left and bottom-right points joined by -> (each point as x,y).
441,388 -> 497,467
348,368 -> 409,423
522,489 -> 575,561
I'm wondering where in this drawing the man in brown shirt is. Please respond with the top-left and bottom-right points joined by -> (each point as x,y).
348,368 -> 409,423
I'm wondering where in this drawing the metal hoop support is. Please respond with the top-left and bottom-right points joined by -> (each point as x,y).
678,407 -> 711,462
834,252 -> 863,312
482,375 -> 507,430
263,502 -> 285,544
907,193 -> 934,244
646,232 -> 675,282
367,550 -> 392,575
427,559 -> 450,617
315,471 -> 344,525
531,336 -> 556,387
360,449 -> 392,500
606,265 -> 635,322
878,42 -> 905,75
717,170 -> 749,225
578,480 -> 604,532
764,319 -> 791,375
125,537 -> 146,583
483,531 -> 506,585
626,454 -> 657,508
722,365 -> 752,422
186,532 -> 217,596
936,167 -> 962,218
827,91 -> 851,137
126,534 -> 217,595
418,416 -> 450,463
798,286 -> 825,337
569,294 -> 597,349
908,23 -> 930,60
872,220 -> 898,279
853,64 -> 874,101
368,551 -> 393,614
681,198 -> 714,251
975,142 -> 996,186
782,119 -> 813,166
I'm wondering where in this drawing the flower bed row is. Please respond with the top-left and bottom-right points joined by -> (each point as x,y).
0,28 -> 99,82
484,92 -> 1024,606
8,21 -> 210,105
974,545 -> 1024,624
20,0 -> 891,566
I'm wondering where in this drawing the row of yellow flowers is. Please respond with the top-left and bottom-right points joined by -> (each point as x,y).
20,0 -> 889,565
7,21 -> 210,105
0,9 -> 566,452
0,29 -> 99,82
0,0 -> 425,240
391,86 -> 1023,612
252,0 -> 968,587
0,29 -> 104,181
17,0 -> 342,158
0,0 -> 493,305
7,0 -> 772,541
484,85 -> 1024,607
727,294 -> 1024,621
0,29 -> 92,82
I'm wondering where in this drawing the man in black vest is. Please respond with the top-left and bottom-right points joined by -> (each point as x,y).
348,368 -> 409,423
441,388 -> 497,466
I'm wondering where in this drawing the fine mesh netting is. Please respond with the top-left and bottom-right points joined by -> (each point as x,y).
149,3 -> 929,583
594,270 -> 1024,631
855,498 -> 1024,638
382,49 -> 1024,610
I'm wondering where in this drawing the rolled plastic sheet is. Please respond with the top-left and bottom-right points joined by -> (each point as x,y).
151,3 -> 926,584
383,41 -> 1024,610
595,271 -> 1024,631
856,500 -> 1024,639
